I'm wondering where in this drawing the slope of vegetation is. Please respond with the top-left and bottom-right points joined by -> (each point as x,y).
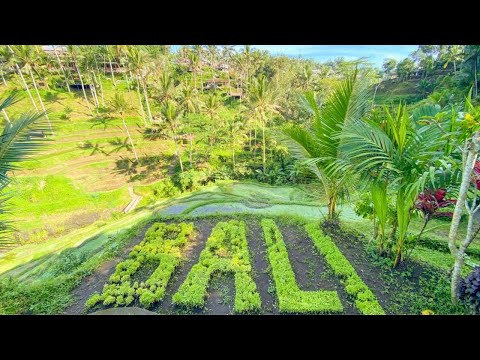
1,44 -> 480,315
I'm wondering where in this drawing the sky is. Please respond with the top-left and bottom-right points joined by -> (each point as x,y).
173,45 -> 418,68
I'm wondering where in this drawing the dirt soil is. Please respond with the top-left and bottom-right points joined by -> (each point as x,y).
64,222 -> 153,314
66,217 -> 431,315
321,220 -> 428,314
278,223 -> 358,314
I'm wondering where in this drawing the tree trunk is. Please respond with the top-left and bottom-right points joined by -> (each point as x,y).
92,69 -> 104,107
141,77 -> 153,123
135,74 -> 147,127
2,109 -> 10,125
173,133 -> 183,172
453,61 -> 456,73
328,194 -> 336,220
189,137 -> 194,169
89,71 -> 99,107
122,114 -> 138,162
262,117 -> 266,173
448,145 -> 478,257
13,62 -> 38,111
108,55 -> 116,87
75,62 -> 93,115
475,56 -> 478,97
232,139 -> 236,172
29,68 -> 54,135
451,204 -> 477,303
125,71 -> 135,108
1,68 -> 7,86
53,45 -> 70,92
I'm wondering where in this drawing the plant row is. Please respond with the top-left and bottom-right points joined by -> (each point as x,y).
261,219 -> 343,313
305,223 -> 385,315
85,222 -> 195,310
172,220 -> 261,313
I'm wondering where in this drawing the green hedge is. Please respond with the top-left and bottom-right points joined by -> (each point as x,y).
261,219 -> 343,313
86,222 -> 195,310
305,223 -> 385,315
172,220 -> 261,313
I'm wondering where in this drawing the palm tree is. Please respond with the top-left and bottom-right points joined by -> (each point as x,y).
281,69 -> 370,219
0,46 -> 12,87
106,45 -> 117,87
124,46 -> 148,126
52,45 -> 71,92
10,45 -> 54,135
202,93 -> 221,148
126,46 -> 153,123
442,45 -> 464,73
337,103 -> 444,266
248,75 -> 280,173
188,51 -> 200,89
6,46 -> 38,112
464,45 -> 480,97
159,100 -> 184,172
109,93 -> 138,162
66,45 -> 93,116
178,84 -> 202,166
0,92 -> 47,249
157,69 -> 177,103
227,116 -> 244,172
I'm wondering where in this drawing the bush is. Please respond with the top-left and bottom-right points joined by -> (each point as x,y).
85,222 -> 195,310
172,220 -> 261,313
176,169 -> 209,192
305,223 -> 385,315
261,219 -> 343,313
459,266 -> 480,314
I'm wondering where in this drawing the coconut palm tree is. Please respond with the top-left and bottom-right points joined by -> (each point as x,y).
188,52 -> 200,89
202,93 -> 221,148
66,45 -> 93,116
159,100 -> 184,172
126,46 -> 153,123
227,116 -> 244,172
337,103 -> 444,266
10,45 -> 54,135
5,46 -> 38,112
178,84 -> 202,166
157,69 -> 177,103
109,93 -> 138,162
52,45 -> 71,92
0,46 -> 12,87
248,75 -> 280,173
281,69 -> 370,220
464,45 -> 480,97
442,45 -> 464,73
0,92 -> 47,248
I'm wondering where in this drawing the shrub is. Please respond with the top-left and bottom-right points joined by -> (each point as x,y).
85,222 -> 195,310
261,219 -> 343,313
305,223 -> 385,315
459,266 -> 480,314
173,220 -> 261,313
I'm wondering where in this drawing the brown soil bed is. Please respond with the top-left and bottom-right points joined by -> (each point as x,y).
321,220 -> 431,314
66,217 -> 432,315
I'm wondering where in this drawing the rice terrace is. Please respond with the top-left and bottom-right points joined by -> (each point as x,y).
1,45 -> 480,315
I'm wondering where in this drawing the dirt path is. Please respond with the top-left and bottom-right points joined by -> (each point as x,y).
124,186 -> 143,213
245,220 -> 279,314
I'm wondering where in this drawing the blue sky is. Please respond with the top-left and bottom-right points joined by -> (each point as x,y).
173,45 -> 418,68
